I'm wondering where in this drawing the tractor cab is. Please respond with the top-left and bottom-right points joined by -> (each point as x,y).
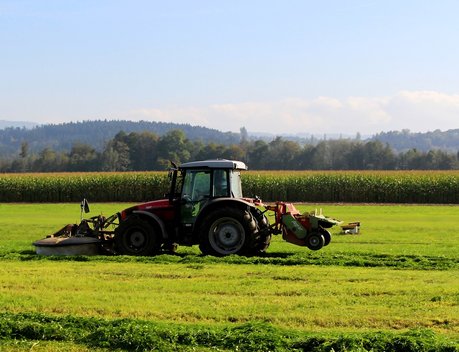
171,160 -> 248,236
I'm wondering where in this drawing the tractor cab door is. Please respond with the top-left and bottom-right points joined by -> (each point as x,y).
180,169 -> 212,231
180,168 -> 231,235
212,169 -> 230,198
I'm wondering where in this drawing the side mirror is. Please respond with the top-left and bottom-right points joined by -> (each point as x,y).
81,198 -> 90,213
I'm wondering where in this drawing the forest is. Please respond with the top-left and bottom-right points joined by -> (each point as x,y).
0,120 -> 240,157
1,128 -> 459,172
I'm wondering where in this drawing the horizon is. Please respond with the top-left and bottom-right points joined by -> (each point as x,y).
2,1 -> 459,135
1,118 -> 457,140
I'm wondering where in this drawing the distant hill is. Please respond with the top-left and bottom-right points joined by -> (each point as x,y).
371,129 -> 459,152
0,120 -> 240,157
0,120 -> 37,129
2,119 -> 459,158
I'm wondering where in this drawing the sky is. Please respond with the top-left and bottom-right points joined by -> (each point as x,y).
1,0 -> 459,136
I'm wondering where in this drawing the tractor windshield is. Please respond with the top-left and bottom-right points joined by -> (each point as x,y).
180,167 -> 243,201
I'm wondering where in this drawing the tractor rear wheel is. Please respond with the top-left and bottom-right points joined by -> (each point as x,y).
250,209 -> 272,254
305,232 -> 325,251
114,216 -> 161,256
199,207 -> 256,256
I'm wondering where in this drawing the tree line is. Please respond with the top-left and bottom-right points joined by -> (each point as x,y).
372,128 -> 459,152
0,120 -> 240,158
2,129 -> 459,172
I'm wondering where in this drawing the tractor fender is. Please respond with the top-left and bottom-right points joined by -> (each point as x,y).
193,198 -> 256,238
131,210 -> 168,239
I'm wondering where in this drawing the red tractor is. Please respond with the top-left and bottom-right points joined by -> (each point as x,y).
34,160 -> 342,256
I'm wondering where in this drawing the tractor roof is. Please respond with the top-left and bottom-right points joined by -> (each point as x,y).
180,159 -> 248,170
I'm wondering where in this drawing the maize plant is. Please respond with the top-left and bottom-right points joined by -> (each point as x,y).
1,170 -> 459,203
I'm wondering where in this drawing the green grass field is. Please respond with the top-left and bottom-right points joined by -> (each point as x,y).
0,203 -> 458,351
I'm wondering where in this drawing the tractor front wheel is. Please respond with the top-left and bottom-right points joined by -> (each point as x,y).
114,216 -> 161,256
199,207 -> 255,256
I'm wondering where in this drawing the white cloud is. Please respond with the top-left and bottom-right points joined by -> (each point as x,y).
126,91 -> 459,135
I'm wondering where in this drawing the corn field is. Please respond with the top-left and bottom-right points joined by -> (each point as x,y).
0,172 -> 169,202
1,171 -> 459,203
243,171 -> 459,204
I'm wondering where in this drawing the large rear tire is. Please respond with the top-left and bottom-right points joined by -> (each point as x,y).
199,207 -> 256,256
114,216 -> 161,256
250,209 -> 272,254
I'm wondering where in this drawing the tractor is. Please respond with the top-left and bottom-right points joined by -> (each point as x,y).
34,159 -> 342,256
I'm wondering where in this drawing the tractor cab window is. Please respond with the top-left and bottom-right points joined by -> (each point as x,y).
181,170 -> 211,202
213,169 -> 229,197
181,170 -> 211,224
230,171 -> 243,198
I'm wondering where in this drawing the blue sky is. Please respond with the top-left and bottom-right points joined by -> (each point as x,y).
2,0 -> 459,135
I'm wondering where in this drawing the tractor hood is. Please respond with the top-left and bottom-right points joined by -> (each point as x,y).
120,199 -> 174,221
133,199 -> 171,211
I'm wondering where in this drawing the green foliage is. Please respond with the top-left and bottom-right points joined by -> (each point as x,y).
374,128 -> 459,153
0,313 -> 457,351
2,125 -> 459,173
5,251 -> 457,270
242,171 -> 459,203
0,120 -> 240,158
0,172 -> 169,202
291,329 -> 459,352
2,171 -> 459,203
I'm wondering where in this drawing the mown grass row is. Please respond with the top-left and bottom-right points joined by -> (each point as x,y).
0,312 -> 457,352
3,250 -> 458,271
1,171 -> 459,203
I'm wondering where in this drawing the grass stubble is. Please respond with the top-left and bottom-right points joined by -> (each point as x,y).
0,203 -> 457,351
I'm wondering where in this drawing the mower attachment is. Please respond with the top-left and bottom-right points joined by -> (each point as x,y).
265,202 -> 341,250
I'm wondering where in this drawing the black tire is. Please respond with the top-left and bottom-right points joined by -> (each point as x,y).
305,232 -> 325,251
318,220 -> 334,229
250,209 -> 272,254
199,207 -> 256,256
319,228 -> 332,246
114,216 -> 161,256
